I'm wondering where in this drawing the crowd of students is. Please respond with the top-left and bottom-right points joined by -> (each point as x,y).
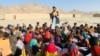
0,22 -> 100,56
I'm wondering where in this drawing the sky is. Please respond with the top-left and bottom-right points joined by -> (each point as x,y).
0,0 -> 100,12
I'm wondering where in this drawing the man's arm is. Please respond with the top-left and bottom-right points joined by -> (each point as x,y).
49,13 -> 53,19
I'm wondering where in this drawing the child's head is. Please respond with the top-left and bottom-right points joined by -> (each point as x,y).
37,39 -> 43,45
74,22 -> 77,26
67,33 -> 74,42
36,22 -> 39,25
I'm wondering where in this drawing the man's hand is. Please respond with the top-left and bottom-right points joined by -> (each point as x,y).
53,11 -> 57,17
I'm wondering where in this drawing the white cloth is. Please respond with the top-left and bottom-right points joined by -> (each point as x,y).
51,17 -> 56,29
16,39 -> 24,49
6,29 -> 11,34
73,38 -> 78,43
86,53 -> 91,56
64,27 -> 70,35
91,33 -> 99,37
79,47 -> 88,51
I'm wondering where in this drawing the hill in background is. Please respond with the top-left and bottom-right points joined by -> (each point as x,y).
0,3 -> 66,14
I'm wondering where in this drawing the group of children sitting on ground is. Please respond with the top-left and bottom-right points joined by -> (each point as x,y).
0,22 -> 100,56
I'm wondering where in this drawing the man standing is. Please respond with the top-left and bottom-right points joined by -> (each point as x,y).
50,6 -> 60,29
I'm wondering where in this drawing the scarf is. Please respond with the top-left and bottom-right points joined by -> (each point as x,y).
46,43 -> 57,53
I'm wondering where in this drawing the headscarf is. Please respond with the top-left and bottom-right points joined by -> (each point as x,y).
68,43 -> 78,56
24,32 -> 32,44
37,34 -> 42,39
45,31 -> 51,39
29,39 -> 37,48
46,43 -> 57,53
91,46 -> 100,56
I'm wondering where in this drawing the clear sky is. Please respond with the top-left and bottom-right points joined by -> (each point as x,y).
0,0 -> 100,12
